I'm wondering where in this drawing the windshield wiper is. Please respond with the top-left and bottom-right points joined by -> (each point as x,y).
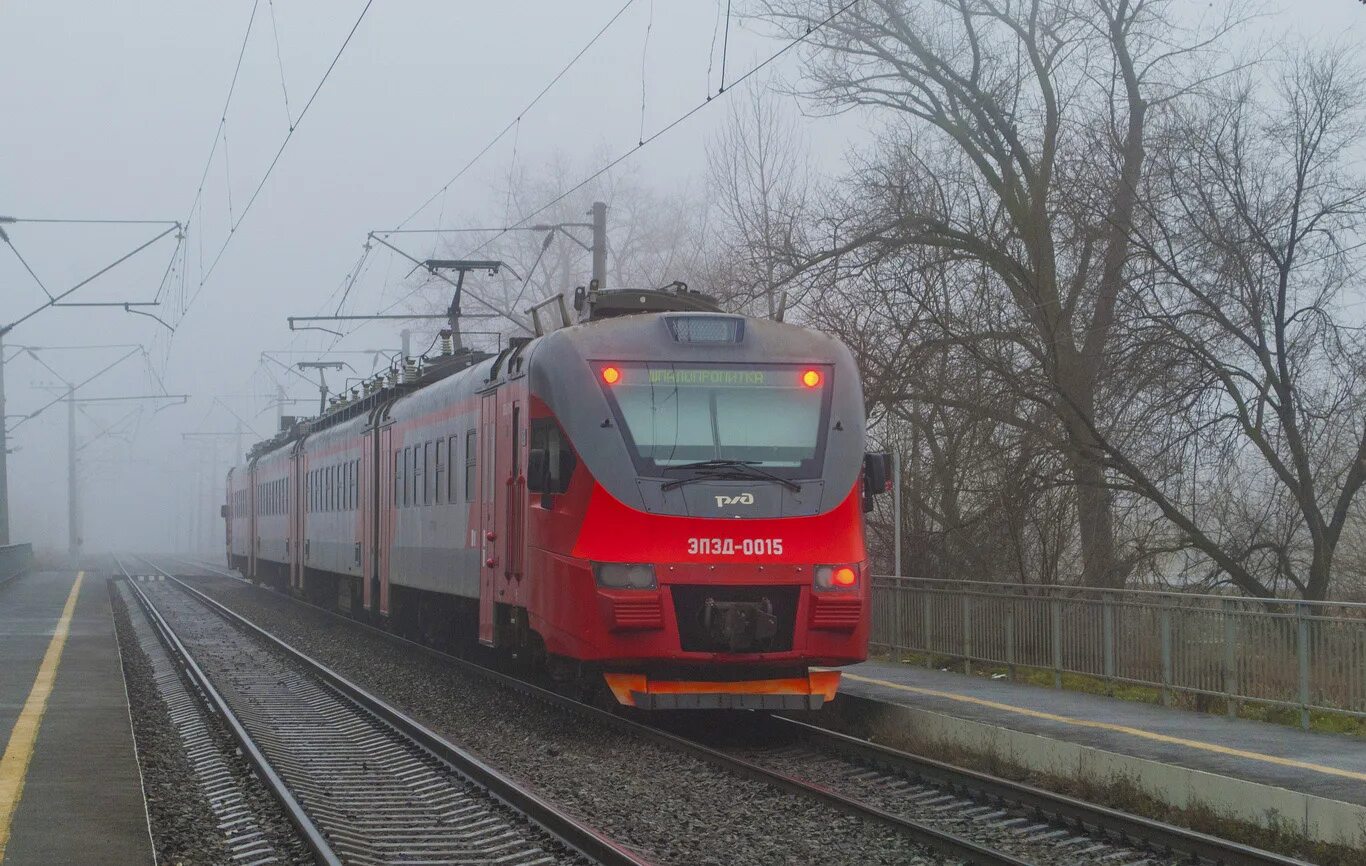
660,459 -> 801,493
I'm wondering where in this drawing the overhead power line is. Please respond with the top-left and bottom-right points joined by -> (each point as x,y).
388,0 -> 862,316
470,0 -> 862,253
395,0 -> 639,230
181,0 -> 262,242
263,0 -> 636,373
178,0 -> 377,322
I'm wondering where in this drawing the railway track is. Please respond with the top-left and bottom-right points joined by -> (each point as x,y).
672,716 -> 1313,866
155,556 -> 1311,866
121,556 -> 644,866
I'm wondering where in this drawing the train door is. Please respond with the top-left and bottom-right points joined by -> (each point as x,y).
375,422 -> 394,616
362,424 -> 375,612
247,463 -> 257,578
291,448 -> 304,592
503,399 -> 525,590
477,391 -> 499,645
224,468 -> 234,562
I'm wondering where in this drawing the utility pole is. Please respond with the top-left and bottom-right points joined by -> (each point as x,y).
61,392 -> 188,562
400,329 -> 411,359
67,386 -> 77,559
590,200 -> 607,290
0,327 -> 10,546
0,213 -> 180,548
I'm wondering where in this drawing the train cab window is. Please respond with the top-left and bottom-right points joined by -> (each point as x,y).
529,419 -> 576,495
601,362 -> 829,477
464,430 -> 477,501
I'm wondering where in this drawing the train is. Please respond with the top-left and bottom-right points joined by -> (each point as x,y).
225,284 -> 889,709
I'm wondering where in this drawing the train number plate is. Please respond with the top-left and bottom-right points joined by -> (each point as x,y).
687,537 -> 784,556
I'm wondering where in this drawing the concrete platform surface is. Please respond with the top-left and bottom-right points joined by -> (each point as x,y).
0,570 -> 152,864
840,660 -> 1366,806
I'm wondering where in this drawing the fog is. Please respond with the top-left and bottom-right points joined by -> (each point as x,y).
1,1 -> 1360,562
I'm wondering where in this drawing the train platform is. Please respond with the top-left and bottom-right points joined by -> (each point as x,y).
0,570 -> 152,864
836,659 -> 1366,846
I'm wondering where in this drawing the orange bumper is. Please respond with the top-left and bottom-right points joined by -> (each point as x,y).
603,670 -> 841,710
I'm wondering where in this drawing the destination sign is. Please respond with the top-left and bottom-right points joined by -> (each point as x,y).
647,368 -> 769,386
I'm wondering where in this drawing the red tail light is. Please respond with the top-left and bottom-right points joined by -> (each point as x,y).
601,366 -> 621,385
801,369 -> 822,388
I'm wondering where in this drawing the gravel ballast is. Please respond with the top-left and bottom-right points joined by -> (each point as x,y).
112,582 -> 312,866
180,573 -> 955,866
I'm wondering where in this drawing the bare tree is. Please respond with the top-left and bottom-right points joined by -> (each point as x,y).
753,0 -> 1240,587
1103,48 -> 1366,599
706,82 -> 813,318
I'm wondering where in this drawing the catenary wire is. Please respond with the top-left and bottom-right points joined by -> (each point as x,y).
395,0 -> 639,230
181,0 -> 377,317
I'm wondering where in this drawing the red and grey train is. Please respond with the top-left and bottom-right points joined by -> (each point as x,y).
226,287 -> 887,709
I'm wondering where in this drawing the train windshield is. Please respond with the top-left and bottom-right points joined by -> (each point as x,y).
601,363 -> 829,476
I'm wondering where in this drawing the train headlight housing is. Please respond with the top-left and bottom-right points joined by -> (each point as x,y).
814,564 -> 859,592
593,562 -> 657,590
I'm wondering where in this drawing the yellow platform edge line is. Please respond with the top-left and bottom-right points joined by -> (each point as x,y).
0,572 -> 85,862
841,671 -> 1366,784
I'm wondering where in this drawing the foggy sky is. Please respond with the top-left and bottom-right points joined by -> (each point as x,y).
1,1 -> 1360,557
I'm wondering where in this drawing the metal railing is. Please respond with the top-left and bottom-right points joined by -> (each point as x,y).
0,543 -> 33,583
871,576 -> 1366,729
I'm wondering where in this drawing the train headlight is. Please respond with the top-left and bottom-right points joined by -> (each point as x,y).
814,564 -> 859,592
594,562 -> 657,590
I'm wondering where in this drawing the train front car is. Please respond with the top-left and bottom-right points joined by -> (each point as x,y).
527,307 -> 873,710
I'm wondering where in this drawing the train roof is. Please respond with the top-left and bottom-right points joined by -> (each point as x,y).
232,285 -> 839,471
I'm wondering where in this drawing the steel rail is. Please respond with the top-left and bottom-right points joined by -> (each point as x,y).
164,555 -> 1318,866
150,558 -> 1029,866
767,715 -> 1313,866
118,559 -> 342,865
132,556 -> 648,866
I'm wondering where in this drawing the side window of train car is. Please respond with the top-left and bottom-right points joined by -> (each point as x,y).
529,419 -> 577,494
464,430 -> 477,501
394,451 -> 402,506
420,442 -> 429,506
434,440 -> 445,505
414,444 -> 422,507
447,436 -> 458,502
398,445 -> 409,505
